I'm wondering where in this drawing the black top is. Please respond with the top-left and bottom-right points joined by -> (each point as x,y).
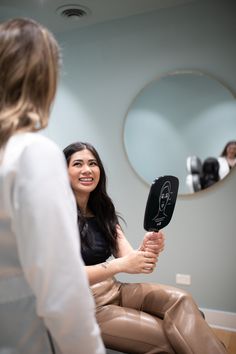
81,217 -> 112,266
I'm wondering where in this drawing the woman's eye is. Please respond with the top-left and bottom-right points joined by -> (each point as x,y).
90,161 -> 98,166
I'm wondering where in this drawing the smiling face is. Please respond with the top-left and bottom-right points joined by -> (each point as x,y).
226,143 -> 236,158
68,149 -> 100,198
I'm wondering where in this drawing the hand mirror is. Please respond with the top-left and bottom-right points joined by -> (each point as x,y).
144,176 -> 179,231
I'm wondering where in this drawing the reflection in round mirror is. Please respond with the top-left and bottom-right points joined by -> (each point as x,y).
123,71 -> 236,195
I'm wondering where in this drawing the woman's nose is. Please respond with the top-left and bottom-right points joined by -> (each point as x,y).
82,165 -> 91,173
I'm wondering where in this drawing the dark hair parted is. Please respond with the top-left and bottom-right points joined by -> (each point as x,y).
220,140 -> 236,157
63,142 -> 121,255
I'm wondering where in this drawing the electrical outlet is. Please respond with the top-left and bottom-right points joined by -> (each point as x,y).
176,273 -> 191,285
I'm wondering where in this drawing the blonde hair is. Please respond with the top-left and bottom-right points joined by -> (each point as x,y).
0,18 -> 61,148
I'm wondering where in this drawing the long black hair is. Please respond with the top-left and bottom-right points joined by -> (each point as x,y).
200,157 -> 220,190
63,142 -> 120,255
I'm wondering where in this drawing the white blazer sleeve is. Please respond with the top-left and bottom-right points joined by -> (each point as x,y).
12,138 -> 105,354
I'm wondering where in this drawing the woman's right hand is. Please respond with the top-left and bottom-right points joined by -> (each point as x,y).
116,250 -> 158,274
139,231 -> 165,255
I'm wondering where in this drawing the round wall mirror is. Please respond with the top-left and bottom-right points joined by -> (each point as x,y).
123,71 -> 236,195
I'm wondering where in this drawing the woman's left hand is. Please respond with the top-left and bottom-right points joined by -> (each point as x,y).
139,231 -> 165,255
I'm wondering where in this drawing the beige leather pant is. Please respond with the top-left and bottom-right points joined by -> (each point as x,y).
91,277 -> 227,354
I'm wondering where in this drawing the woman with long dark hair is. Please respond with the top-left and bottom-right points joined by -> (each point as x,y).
64,141 -> 226,354
218,140 -> 236,179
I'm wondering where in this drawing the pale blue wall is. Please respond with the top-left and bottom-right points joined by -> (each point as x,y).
45,0 -> 236,312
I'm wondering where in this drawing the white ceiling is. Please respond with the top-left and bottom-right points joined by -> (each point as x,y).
0,0 -> 195,33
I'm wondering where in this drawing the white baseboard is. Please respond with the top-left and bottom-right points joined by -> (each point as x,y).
200,308 -> 236,332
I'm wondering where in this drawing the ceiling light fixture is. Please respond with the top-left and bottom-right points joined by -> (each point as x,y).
56,4 -> 91,20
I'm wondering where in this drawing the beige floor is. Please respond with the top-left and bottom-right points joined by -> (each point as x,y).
211,327 -> 236,354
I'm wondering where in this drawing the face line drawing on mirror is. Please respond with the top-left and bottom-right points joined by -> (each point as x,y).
153,180 -> 171,223
122,70 -> 236,195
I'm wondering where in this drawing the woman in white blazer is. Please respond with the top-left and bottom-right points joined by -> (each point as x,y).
0,18 -> 105,354
218,140 -> 236,179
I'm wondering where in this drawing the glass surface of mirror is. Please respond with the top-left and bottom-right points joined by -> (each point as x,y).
123,71 -> 236,195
